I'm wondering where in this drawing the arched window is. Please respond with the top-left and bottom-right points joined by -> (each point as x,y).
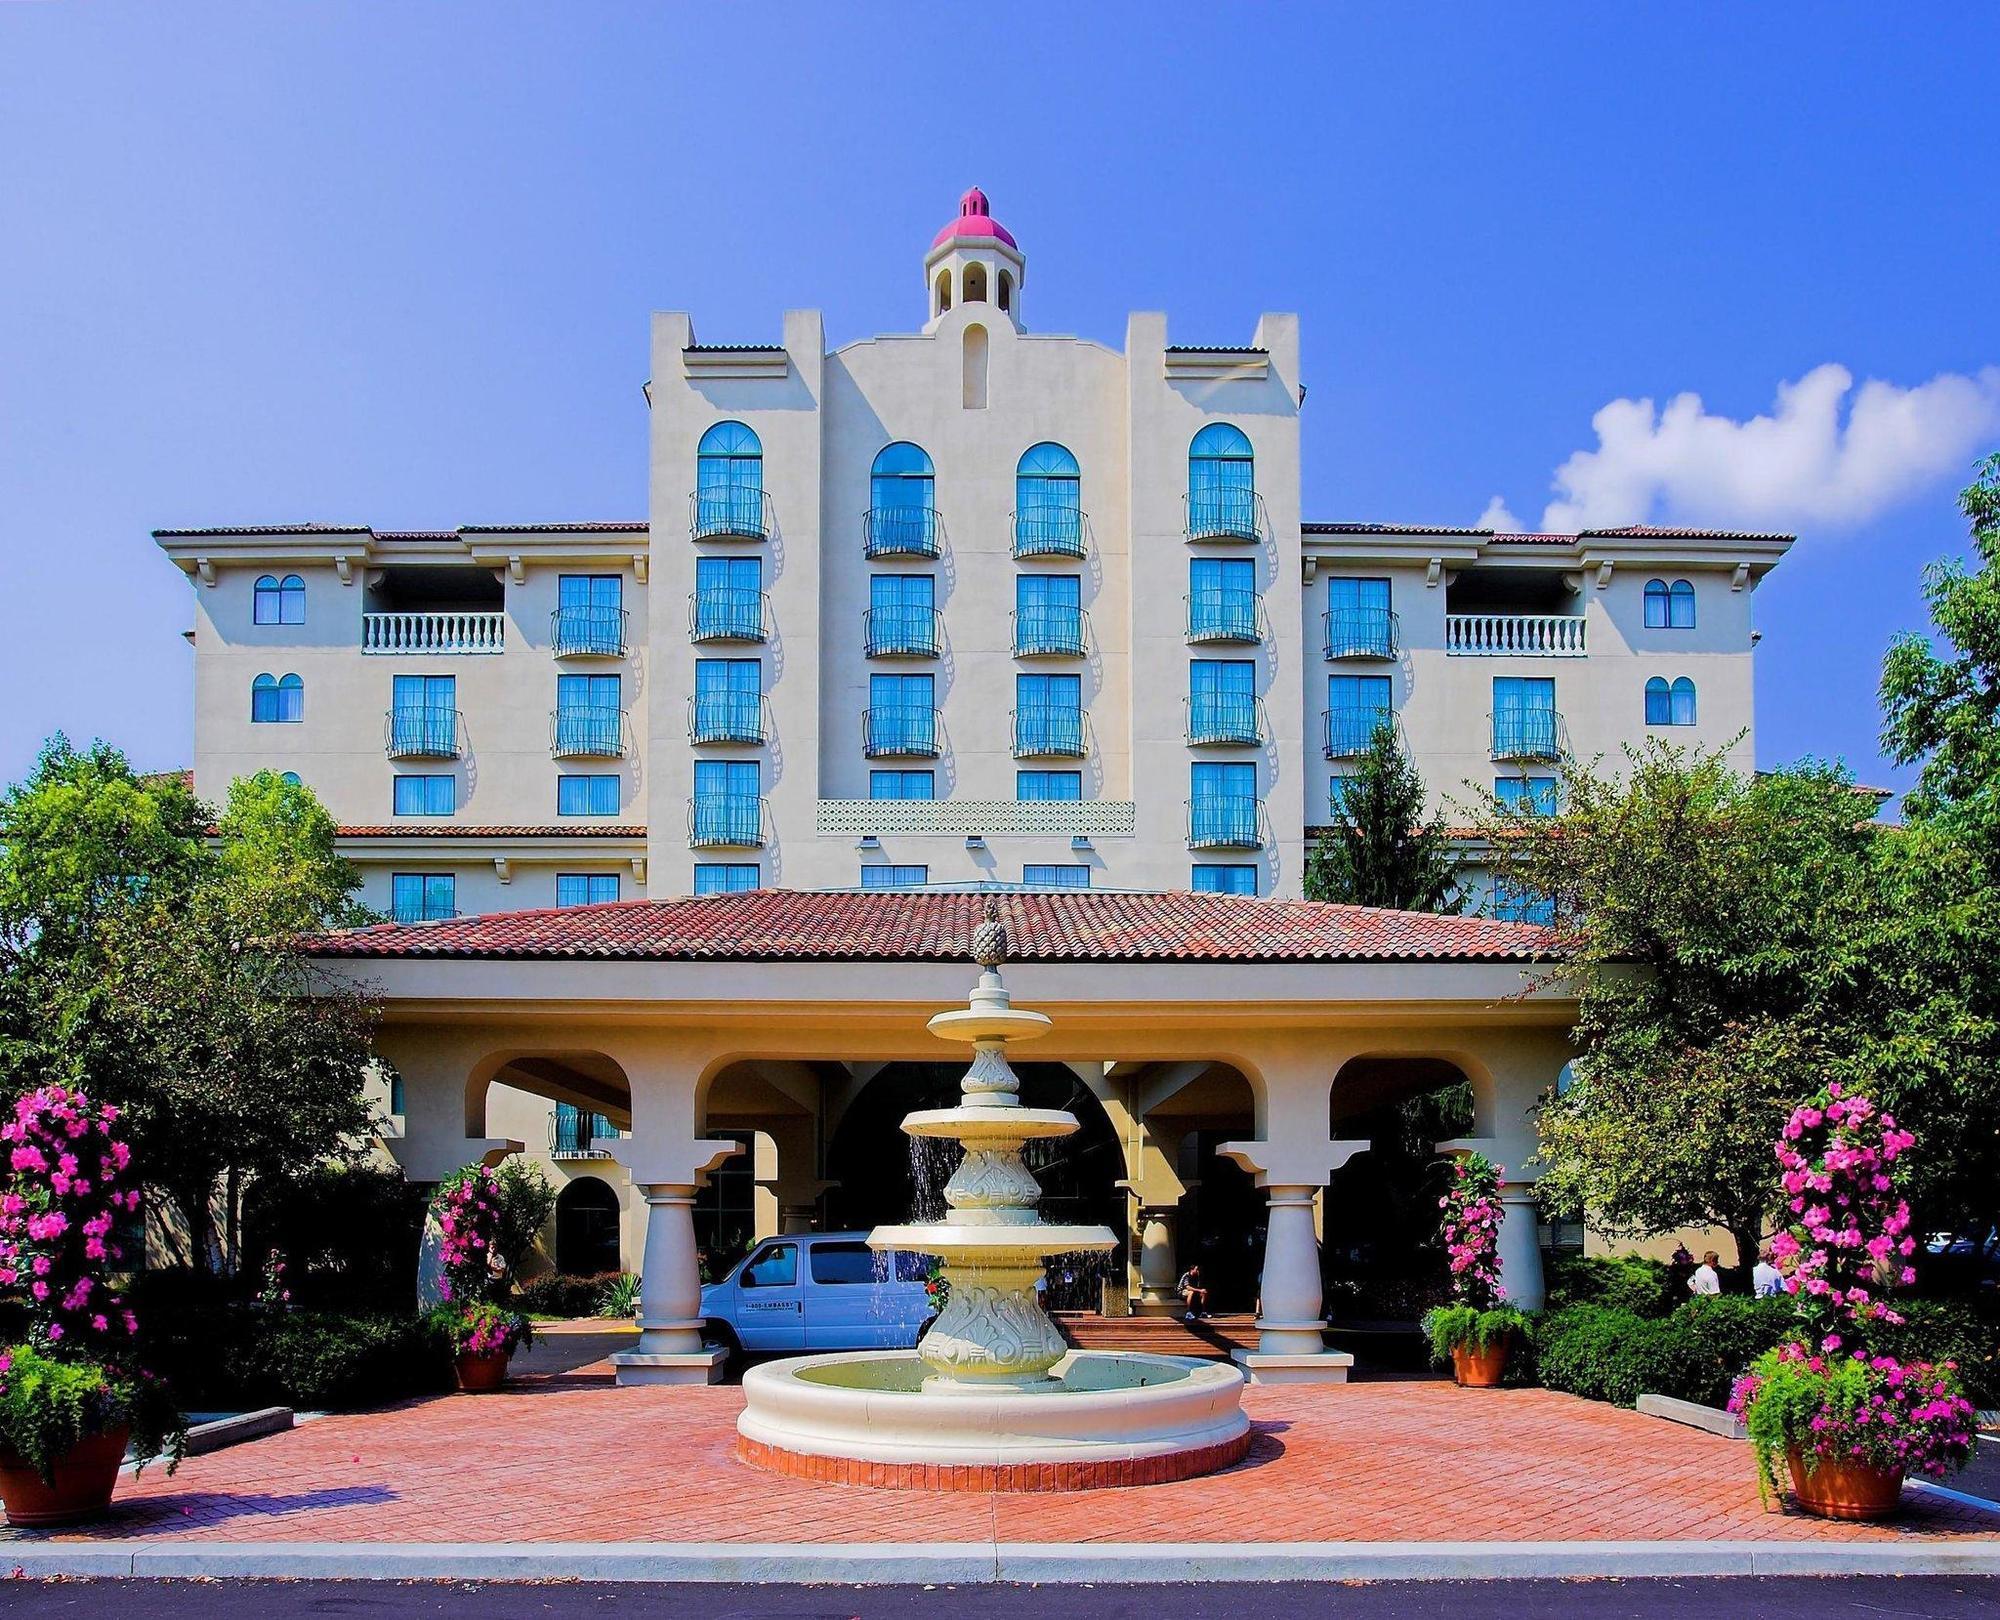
1669,579 -> 1696,628
1671,676 -> 1697,725
695,420 -> 763,537
252,672 -> 304,723
1643,579 -> 1670,629
1645,676 -> 1696,726
963,262 -> 987,303
868,442 -> 936,555
1188,423 -> 1256,538
997,268 -> 1013,313
254,574 -> 306,625
1016,442 -> 1079,552
280,771 -> 302,787
962,323 -> 988,409
935,267 -> 952,314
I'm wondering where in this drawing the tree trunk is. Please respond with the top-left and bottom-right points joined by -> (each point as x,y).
224,1164 -> 240,1278
1728,1219 -> 1764,1291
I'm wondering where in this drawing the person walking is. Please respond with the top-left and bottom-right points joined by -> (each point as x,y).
1688,1250 -> 1723,1296
1752,1245 -> 1784,1297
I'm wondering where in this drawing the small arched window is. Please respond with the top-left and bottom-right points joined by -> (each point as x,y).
963,262 -> 987,303
279,771 -> 302,787
1669,579 -> 1696,628
1671,676 -> 1697,725
697,420 -> 762,493
1188,423 -> 1256,538
252,672 -> 304,723
871,441 -> 934,509
962,323 -> 988,409
254,573 -> 306,626
935,267 -> 952,314
1016,441 -> 1079,537
1645,676 -> 1696,726
997,269 -> 1013,313
1643,579 -> 1670,629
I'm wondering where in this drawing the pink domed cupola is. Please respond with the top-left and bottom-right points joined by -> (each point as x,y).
923,186 -> 1025,332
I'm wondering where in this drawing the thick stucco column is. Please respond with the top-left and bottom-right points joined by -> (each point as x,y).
1136,1205 -> 1179,1307
1437,1137 -> 1545,1312
604,1133 -> 741,1386
1219,1135 -> 1369,1383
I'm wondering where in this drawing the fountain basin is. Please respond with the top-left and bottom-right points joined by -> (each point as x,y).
737,1349 -> 1252,1490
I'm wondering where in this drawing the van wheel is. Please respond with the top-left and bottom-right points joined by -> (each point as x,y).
706,1323 -> 742,1369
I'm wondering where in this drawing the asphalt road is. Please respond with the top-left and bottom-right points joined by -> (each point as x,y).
3,1580 -> 1996,1618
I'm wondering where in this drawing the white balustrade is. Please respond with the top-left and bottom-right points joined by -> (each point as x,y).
1444,614 -> 1587,657
361,612 -> 506,654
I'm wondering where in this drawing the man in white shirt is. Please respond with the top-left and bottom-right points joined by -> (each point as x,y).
1688,1250 -> 1723,1296
1752,1245 -> 1784,1298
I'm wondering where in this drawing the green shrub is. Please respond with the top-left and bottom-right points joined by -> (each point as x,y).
229,1312 -> 452,1410
598,1273 -> 640,1318
1534,1297 -> 1794,1408
512,1271 -> 619,1319
0,1344 -> 185,1483
1543,1254 -> 1677,1317
1872,1298 -> 2000,1408
1421,1304 -> 1533,1365
240,1163 -> 428,1313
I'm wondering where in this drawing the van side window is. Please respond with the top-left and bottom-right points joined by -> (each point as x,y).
892,1250 -> 932,1283
741,1243 -> 797,1288
809,1242 -> 883,1285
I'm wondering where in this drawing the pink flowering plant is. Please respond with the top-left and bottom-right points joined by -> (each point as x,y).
1420,1152 -> 1531,1368
1729,1084 -> 1975,1502
424,1165 -> 530,1359
0,1084 -> 184,1481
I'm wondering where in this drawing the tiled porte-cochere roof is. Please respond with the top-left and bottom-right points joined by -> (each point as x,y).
305,888 -> 1555,965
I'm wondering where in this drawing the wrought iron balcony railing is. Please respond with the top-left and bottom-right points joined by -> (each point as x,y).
1012,603 -> 1087,657
1011,707 -> 1087,758
549,1108 -> 620,1159
689,486 -> 771,542
1185,693 -> 1264,746
1184,489 -> 1266,544
688,586 -> 768,643
1011,504 -> 1087,558
688,793 -> 767,848
1186,587 -> 1262,644
550,604 -> 628,658
550,704 -> 627,758
687,693 -> 766,746
863,505 -> 942,559
390,898 -> 460,924
1490,708 -> 1564,762
1446,614 -> 1587,657
1187,794 -> 1263,849
361,611 -> 504,655
385,706 -> 461,759
1323,705 -> 1394,759
1324,608 -> 1399,661
864,606 -> 942,658
862,705 -> 940,758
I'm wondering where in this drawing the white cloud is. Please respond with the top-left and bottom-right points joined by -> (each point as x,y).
1516,363 -> 2000,534
1473,494 -> 1523,532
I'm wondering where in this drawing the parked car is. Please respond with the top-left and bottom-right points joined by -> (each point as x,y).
700,1231 -> 935,1354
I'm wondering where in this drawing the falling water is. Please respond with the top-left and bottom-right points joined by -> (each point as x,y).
906,1134 -> 961,1226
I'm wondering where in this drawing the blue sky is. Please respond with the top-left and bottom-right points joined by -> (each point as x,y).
3,4 -> 1994,794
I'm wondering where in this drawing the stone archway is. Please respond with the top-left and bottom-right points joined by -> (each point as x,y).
555,1175 -> 622,1276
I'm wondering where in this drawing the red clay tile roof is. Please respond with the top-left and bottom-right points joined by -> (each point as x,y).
304,888 -> 1554,964
334,825 -> 646,839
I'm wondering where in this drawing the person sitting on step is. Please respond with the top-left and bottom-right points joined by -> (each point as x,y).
1178,1263 -> 1210,1321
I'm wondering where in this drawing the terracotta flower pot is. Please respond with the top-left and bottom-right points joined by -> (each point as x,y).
1451,1335 -> 1511,1388
0,1424 -> 130,1528
454,1348 -> 512,1393
1785,1449 -> 1904,1520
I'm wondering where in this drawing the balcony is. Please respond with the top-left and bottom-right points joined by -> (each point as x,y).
1012,505 -> 1087,559
1186,693 -> 1264,747
1187,794 -> 1262,850
862,705 -> 940,758
1011,707 -> 1086,759
550,704 -> 627,759
1491,708 -> 1563,762
1012,603 -> 1087,658
361,612 -> 504,655
1323,705 -> 1393,759
689,486 -> 771,542
687,692 -> 765,746
688,793 -> 766,848
1324,608 -> 1398,661
384,706 -> 461,760
550,605 -> 627,658
689,587 -> 768,643
1186,587 -> 1262,644
1184,489 -> 1265,544
863,505 -> 941,559
1446,614 -> 1587,657
549,1108 -> 620,1159
864,606 -> 942,658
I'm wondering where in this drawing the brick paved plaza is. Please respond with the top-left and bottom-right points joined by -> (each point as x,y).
18,1357 -> 1997,1549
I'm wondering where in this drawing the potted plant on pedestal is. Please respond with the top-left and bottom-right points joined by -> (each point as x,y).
0,1084 -> 184,1526
425,1165 -> 532,1392
1729,1084 -> 1976,1519
1420,1152 -> 1529,1387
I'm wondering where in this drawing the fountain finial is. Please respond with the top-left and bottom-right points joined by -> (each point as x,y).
972,896 -> 1007,969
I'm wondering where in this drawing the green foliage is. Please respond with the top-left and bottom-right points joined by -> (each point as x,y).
492,1159 -> 558,1275
1305,723 -> 1461,912
598,1272 -> 641,1319
0,1343 -> 185,1484
513,1271 -> 621,1318
213,770 -> 372,935
1543,1254 -> 1678,1318
425,1300 -> 532,1358
1871,1298 -> 2000,1409
1882,452 -> 2000,859
1420,1303 -> 1531,1366
1534,1298 -> 1795,1408
242,1163 -> 427,1312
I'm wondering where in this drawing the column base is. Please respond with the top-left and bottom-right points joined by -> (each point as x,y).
1231,1347 -> 1354,1385
611,1348 -> 729,1386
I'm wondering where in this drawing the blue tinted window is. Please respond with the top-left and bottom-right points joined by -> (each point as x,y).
1491,880 -> 1555,926
1192,865 -> 1256,895
1023,864 -> 1089,888
556,873 -> 620,908
860,865 -> 927,889
694,863 -> 759,894
1645,677 -> 1671,725
870,770 -> 935,799
1669,580 -> 1696,629
1017,771 -> 1082,800
393,775 -> 455,817
557,775 -> 620,817
1494,777 -> 1559,815
390,872 -> 455,923
1644,579 -> 1671,629
251,672 -> 303,723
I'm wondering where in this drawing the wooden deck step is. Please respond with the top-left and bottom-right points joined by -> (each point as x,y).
1052,1311 -> 1260,1359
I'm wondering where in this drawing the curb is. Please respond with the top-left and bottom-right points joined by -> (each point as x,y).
4,1539 -> 1999,1583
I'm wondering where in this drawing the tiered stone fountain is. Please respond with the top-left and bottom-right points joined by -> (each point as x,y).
737,904 -> 1251,1490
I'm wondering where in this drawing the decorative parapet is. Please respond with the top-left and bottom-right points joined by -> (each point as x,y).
814,799 -> 1136,837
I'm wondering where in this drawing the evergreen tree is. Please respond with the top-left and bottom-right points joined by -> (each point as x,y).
1304,722 -> 1461,912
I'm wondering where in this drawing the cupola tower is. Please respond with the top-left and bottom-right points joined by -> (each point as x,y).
924,187 -> 1025,332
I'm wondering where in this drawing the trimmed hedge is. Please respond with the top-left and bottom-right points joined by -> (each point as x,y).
512,1271 -> 622,1319
1543,1254 -> 1679,1318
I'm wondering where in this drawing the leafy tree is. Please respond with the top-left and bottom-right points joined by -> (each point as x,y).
1881,452 -> 2000,860
492,1159 -> 558,1275
1305,723 -> 1461,912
